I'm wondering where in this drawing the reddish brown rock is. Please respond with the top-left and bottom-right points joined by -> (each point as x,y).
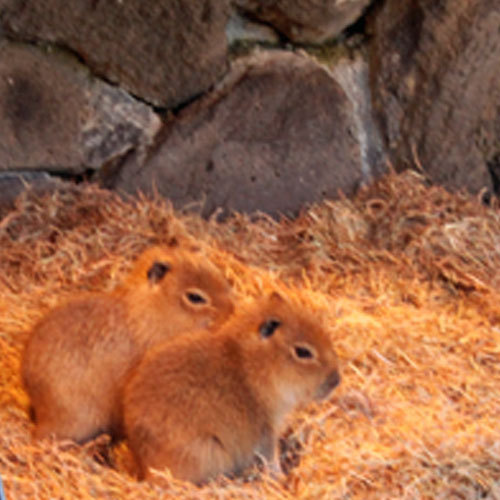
1,0 -> 230,108
226,9 -> 280,45
0,42 -> 160,172
369,0 -> 500,195
106,51 -> 363,218
233,0 -> 372,43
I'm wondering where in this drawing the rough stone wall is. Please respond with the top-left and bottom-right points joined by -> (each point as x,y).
0,0 -> 499,218
369,0 -> 500,195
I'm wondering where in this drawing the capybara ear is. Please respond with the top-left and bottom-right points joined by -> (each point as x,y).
167,236 -> 180,248
167,235 -> 201,253
147,261 -> 171,284
268,290 -> 285,304
259,318 -> 281,339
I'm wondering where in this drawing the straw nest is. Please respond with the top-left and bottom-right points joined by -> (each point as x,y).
0,170 -> 499,499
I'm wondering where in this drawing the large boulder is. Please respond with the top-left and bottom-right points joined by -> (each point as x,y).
0,41 -> 161,172
233,0 -> 372,43
0,0 -> 230,108
369,0 -> 500,195
106,50 -> 363,218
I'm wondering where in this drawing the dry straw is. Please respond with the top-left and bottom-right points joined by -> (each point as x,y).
0,171 -> 499,499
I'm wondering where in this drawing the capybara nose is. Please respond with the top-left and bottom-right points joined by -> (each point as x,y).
326,370 -> 341,391
316,369 -> 341,401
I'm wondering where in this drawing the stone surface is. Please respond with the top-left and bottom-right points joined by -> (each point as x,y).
0,41 -> 161,172
226,9 -> 280,45
106,50 -> 363,218
0,0 -> 230,108
369,0 -> 500,195
233,0 -> 372,43
330,54 -> 387,185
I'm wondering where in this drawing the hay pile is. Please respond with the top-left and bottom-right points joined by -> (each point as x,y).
0,170 -> 499,499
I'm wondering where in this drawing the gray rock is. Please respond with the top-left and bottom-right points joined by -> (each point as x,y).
1,0 -> 230,108
81,85 -> 161,169
330,54 -> 387,185
107,50 -> 363,218
0,41 -> 161,173
233,0 -> 372,43
369,0 -> 500,195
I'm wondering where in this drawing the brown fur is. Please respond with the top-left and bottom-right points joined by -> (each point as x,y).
21,246 -> 235,444
123,292 -> 340,484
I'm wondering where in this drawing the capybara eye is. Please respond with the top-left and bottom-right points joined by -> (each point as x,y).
186,291 -> 207,305
294,345 -> 314,359
147,261 -> 170,284
259,319 -> 281,338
